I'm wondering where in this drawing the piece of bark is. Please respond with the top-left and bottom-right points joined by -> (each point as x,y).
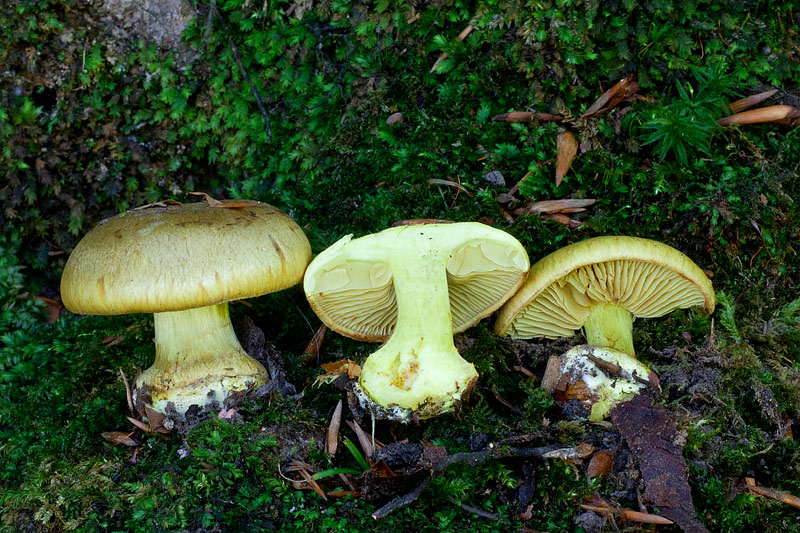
610,396 -> 708,533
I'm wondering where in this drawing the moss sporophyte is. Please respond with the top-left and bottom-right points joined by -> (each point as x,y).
60,200 -> 311,419
304,222 -> 529,421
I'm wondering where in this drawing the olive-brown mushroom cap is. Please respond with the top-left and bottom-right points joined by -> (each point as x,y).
61,201 -> 312,315
303,223 -> 530,342
494,236 -> 715,339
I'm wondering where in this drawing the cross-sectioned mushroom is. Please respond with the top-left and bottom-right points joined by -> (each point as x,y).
304,222 -> 529,420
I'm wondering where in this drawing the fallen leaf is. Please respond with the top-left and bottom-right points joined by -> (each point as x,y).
586,450 -> 614,478
127,416 -> 153,433
316,359 -> 361,386
582,75 -> 639,118
120,369 -> 135,417
491,111 -> 564,123
717,105 -> 800,126
728,89 -> 778,113
555,130 -> 578,186
101,431 -> 139,447
515,199 -> 596,216
326,400 -> 343,457
301,324 -> 327,361
36,296 -> 63,323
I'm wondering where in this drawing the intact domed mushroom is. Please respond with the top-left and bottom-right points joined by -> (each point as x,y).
495,236 -> 714,417
304,223 -> 529,420
61,200 -> 311,418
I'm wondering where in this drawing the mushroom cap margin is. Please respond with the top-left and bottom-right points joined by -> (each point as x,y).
494,235 -> 715,338
61,201 -> 312,315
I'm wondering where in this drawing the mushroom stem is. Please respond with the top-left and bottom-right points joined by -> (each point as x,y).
135,303 -> 268,415
582,304 -> 635,357
359,254 -> 478,418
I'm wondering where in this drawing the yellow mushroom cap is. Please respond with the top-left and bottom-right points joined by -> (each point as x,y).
303,223 -> 530,342
494,236 -> 715,339
61,201 -> 312,315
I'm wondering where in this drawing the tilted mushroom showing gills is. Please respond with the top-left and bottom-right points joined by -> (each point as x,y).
495,236 -> 715,357
60,201 -> 311,419
304,223 -> 529,420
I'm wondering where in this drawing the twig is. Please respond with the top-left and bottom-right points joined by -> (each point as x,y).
372,475 -> 431,519
448,496 -> 500,520
211,5 -> 272,141
434,443 -> 561,472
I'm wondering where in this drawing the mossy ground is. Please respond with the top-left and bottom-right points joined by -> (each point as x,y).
2,0 -> 800,531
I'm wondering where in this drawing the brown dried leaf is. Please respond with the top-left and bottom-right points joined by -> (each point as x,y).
587,450 -> 614,478
327,490 -> 362,498
326,400 -> 343,457
189,191 -> 224,206
144,406 -> 167,431
729,89 -> 779,113
102,335 -> 124,347
303,324 -> 327,358
582,75 -> 639,118
316,359 -> 362,386
101,431 -> 140,447
491,111 -> 564,123
717,105 -> 800,126
517,199 -> 596,216
36,296 -> 63,323
556,130 -> 578,187
127,416 -> 153,433
296,467 -> 327,500
541,213 -> 584,228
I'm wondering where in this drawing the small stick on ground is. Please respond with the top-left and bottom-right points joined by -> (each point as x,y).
372,476 -> 431,519
744,478 -> 800,510
448,496 -> 500,520
120,369 -> 135,416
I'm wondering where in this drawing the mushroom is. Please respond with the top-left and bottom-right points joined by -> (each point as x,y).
303,222 -> 529,420
60,200 -> 311,418
495,236 -> 714,417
